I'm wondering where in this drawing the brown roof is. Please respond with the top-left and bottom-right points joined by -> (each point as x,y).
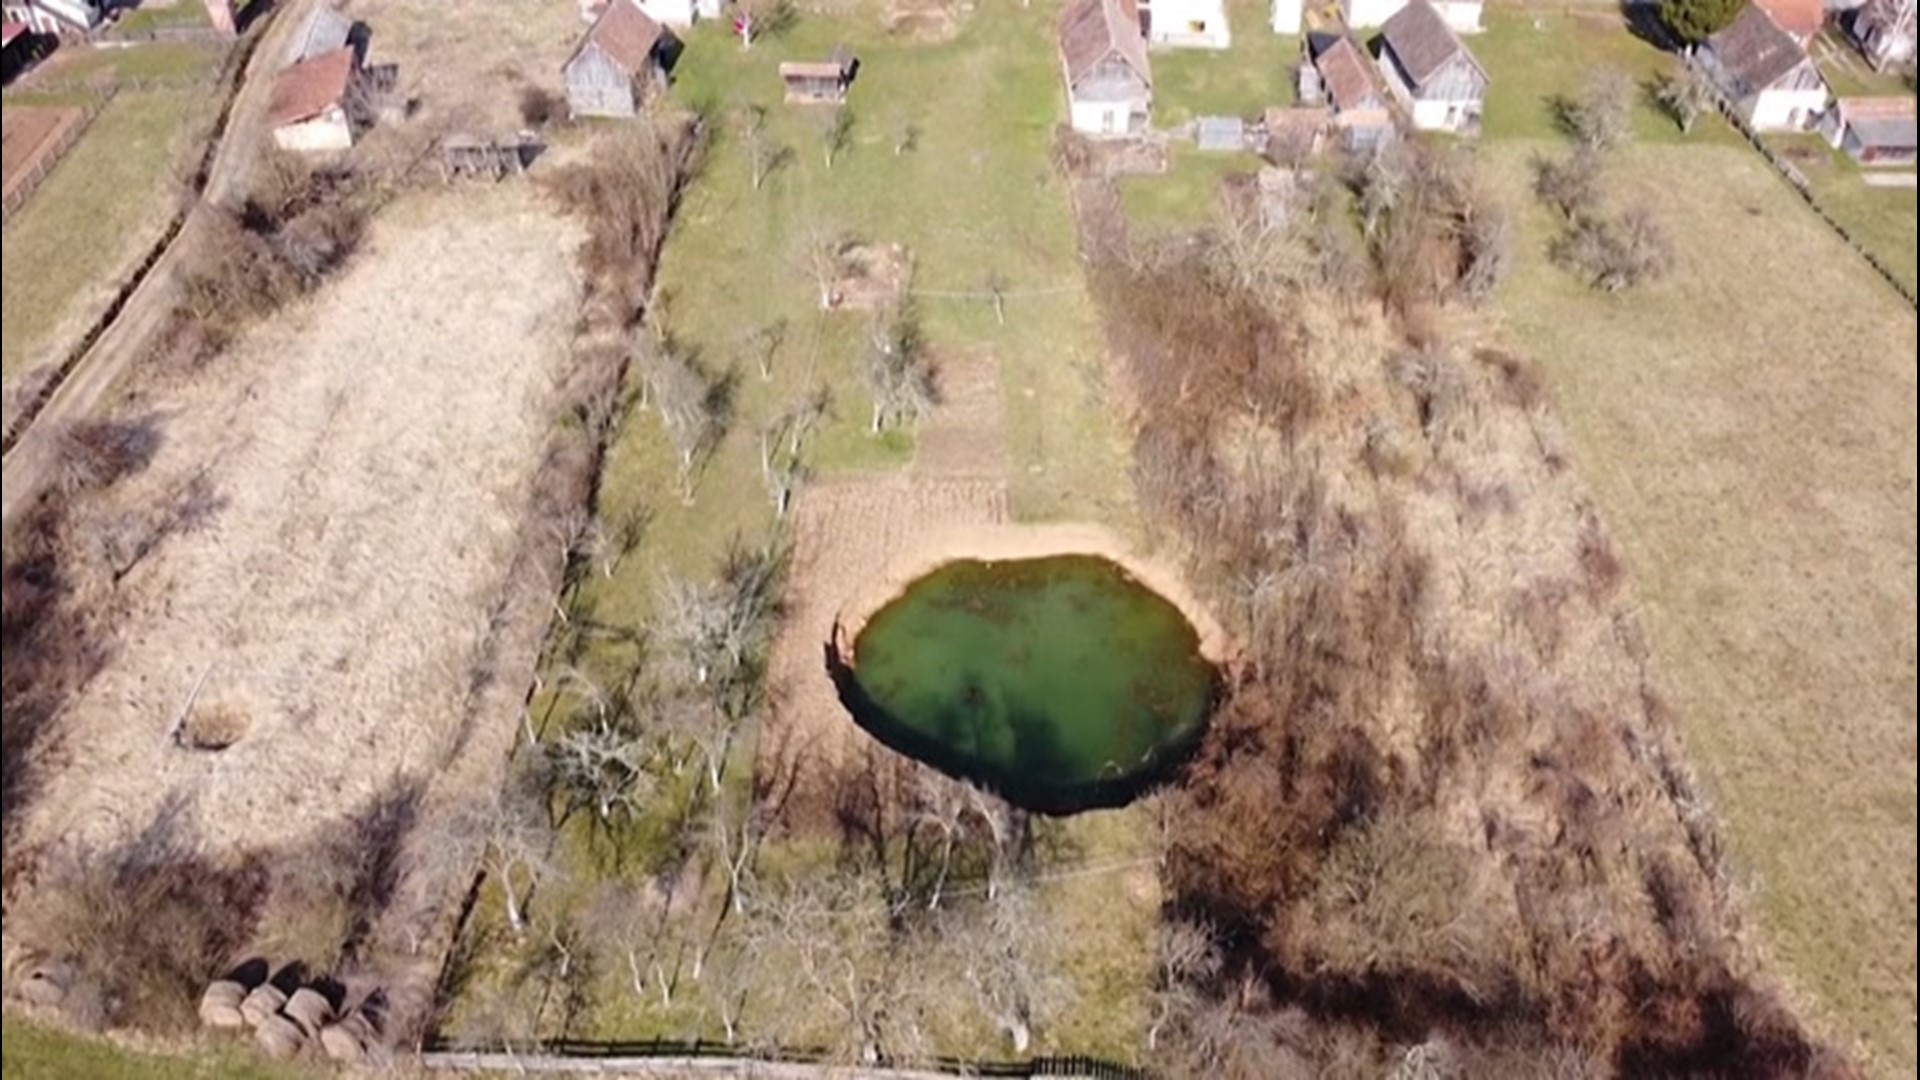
569,0 -> 665,75
1708,4 -> 1812,96
268,47 -> 354,127
1059,0 -> 1150,89
1314,35 -> 1381,112
1755,0 -> 1823,39
1378,0 -> 1483,87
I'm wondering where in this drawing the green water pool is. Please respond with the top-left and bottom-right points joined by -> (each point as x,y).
830,555 -> 1218,813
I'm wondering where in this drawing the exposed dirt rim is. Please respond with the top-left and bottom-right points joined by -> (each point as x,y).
831,521 -> 1232,665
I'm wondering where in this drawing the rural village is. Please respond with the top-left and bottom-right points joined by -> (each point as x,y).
0,0 -> 1914,1072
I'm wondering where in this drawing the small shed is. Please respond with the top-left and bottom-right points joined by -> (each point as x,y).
1820,96 -> 1917,165
1196,115 -> 1247,151
1375,0 -> 1488,133
564,0 -> 669,119
780,48 -> 854,104
269,46 -> 360,153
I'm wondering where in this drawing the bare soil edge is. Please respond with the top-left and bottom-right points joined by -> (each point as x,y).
832,522 -> 1233,666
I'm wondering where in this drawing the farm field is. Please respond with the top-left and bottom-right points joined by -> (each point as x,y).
1483,135 -> 1919,1077
2,56 -> 222,422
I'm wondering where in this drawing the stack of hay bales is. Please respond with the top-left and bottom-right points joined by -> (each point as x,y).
283,987 -> 333,1036
319,1008 -> 378,1063
238,982 -> 288,1028
255,1013 -> 307,1060
198,980 -> 248,1028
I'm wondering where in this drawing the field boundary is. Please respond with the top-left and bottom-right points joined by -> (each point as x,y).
1689,53 -> 1920,309
422,1044 -> 1147,1079
0,89 -> 114,226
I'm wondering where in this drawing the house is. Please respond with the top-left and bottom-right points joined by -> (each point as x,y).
1141,0 -> 1230,48
1343,0 -> 1481,34
1820,96 -> 1917,163
0,0 -> 100,36
1375,0 -> 1488,133
1844,0 -> 1916,69
286,7 -> 355,68
1700,4 -> 1829,131
269,46 -> 360,153
1756,0 -> 1826,40
636,0 -> 720,28
779,48 -> 854,104
1272,0 -> 1301,33
563,0 -> 669,119
1310,32 -> 1395,148
1059,0 -> 1152,137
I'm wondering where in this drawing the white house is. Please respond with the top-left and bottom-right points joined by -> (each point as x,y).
1060,0 -> 1153,136
1700,3 -> 1830,132
1141,0 -> 1230,48
269,46 -> 360,153
1271,0 -> 1301,33
0,0 -> 99,36
636,0 -> 720,29
1819,96 -> 1917,164
1376,0 -> 1488,133
1344,0 -> 1482,33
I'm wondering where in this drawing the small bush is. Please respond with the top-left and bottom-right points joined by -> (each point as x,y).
1531,149 -> 1605,221
1550,208 -> 1674,293
519,85 -> 563,128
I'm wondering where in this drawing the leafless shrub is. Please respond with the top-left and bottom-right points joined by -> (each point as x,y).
1531,148 -> 1605,221
1474,347 -> 1548,412
860,301 -> 936,433
1550,207 -> 1673,293
544,118 -> 704,321
1559,69 -> 1636,153
55,416 -> 161,495
1576,509 -> 1624,603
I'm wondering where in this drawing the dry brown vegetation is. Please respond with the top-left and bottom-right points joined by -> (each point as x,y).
1070,139 -> 1846,1075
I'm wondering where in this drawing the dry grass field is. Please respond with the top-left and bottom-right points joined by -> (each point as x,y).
340,0 -> 588,136
10,186 -> 581,861
1484,139 -> 1918,1077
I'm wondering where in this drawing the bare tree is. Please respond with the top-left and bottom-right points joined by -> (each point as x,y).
1550,206 -> 1673,292
950,886 -> 1074,1053
1530,148 -> 1605,221
734,0 -> 794,49
796,218 -> 846,309
1563,68 -> 1635,153
909,766 -> 973,909
654,542 -> 782,710
545,713 -> 656,826
1456,187 -> 1513,304
641,343 -> 724,503
1358,141 -> 1413,239
738,104 -> 788,191
983,269 -> 1009,325
818,106 -> 854,170
1147,918 -> 1222,1052
860,302 -> 935,433
455,786 -> 556,938
702,794 -> 763,914
743,318 -> 786,381
1656,58 -> 1716,134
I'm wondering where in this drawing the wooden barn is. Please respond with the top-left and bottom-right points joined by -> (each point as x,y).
1059,0 -> 1152,137
564,0 -> 669,119
1375,0 -> 1487,134
780,49 -> 855,104
1310,33 -> 1394,149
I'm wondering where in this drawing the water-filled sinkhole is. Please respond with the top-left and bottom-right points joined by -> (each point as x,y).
827,555 -> 1219,814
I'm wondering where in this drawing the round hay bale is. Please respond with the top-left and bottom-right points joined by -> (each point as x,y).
255,1013 -> 306,1059
283,987 -> 333,1036
318,1021 -> 369,1063
238,983 -> 288,1028
198,980 -> 248,1028
18,969 -> 68,1008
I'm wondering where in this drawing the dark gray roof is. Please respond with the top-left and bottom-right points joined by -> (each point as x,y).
1378,0 -> 1483,87
1708,4 -> 1812,95
288,8 -> 352,67
1853,113 -> 1918,148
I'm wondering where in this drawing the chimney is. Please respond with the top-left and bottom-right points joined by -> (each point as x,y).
205,0 -> 237,37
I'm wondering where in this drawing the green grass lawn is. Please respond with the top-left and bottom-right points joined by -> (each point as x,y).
1763,131 -> 1918,294
1149,0 -> 1297,125
1118,143 -> 1261,230
444,0 -> 1147,1060
35,41 -> 223,85
2,87 -> 215,387
112,1 -> 215,35
1814,29 -> 1915,98
1483,135 -> 1919,1079
0,1017 -> 311,1079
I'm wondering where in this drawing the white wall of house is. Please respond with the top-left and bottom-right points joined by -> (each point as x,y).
1409,97 -> 1479,130
1742,86 -> 1830,130
1272,0 -> 1302,33
273,108 -> 354,153
1070,98 -> 1146,135
1148,0 -> 1231,48
639,0 -> 696,26
1346,0 -> 1481,29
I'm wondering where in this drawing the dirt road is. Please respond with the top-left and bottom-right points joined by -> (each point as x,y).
0,0 -> 317,531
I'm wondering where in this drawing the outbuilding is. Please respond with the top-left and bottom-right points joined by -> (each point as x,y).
563,0 -> 670,119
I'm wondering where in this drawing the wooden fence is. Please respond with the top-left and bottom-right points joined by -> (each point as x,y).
421,1043 -> 1150,1080
0,89 -> 113,226
1690,55 -> 1920,309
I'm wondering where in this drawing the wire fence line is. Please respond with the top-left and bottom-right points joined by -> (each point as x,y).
420,1046 -> 1150,1079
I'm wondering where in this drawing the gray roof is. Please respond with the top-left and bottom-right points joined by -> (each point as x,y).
1853,113 -> 1918,148
1707,4 -> 1811,95
1378,0 -> 1484,87
288,8 -> 353,68
1059,0 -> 1150,90
1197,116 -> 1245,149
